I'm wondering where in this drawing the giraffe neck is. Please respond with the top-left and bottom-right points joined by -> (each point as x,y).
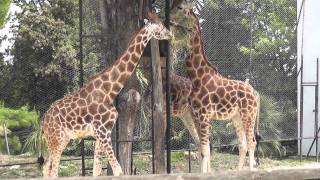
92,27 -> 152,101
186,11 -> 220,83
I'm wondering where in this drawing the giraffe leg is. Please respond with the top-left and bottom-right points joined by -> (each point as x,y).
245,116 -> 256,171
93,139 -> 104,176
43,135 -> 70,177
180,108 -> 201,162
93,105 -> 123,176
198,118 -> 211,173
95,130 -> 122,176
232,113 -> 247,170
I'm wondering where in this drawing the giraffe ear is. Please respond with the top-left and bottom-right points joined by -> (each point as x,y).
144,19 -> 150,25
147,11 -> 161,24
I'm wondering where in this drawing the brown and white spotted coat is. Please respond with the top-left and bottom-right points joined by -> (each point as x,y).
41,12 -> 172,177
162,72 -> 201,152
177,3 -> 260,172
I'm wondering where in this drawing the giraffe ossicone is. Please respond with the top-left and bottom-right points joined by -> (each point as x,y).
41,12 -> 172,177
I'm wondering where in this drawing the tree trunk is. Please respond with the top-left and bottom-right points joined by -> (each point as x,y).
118,89 -> 141,175
151,39 -> 166,174
98,0 -> 143,175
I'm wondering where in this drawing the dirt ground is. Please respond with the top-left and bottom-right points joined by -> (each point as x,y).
0,152 -> 320,179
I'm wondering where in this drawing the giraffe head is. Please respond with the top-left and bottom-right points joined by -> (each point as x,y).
144,12 -> 173,40
176,0 -> 195,15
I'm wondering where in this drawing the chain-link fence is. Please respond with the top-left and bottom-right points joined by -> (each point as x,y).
0,0 -> 298,178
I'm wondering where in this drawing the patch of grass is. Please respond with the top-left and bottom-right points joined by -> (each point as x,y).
0,165 -> 41,178
59,160 -> 82,177
132,154 -> 151,174
171,151 -> 185,163
211,151 -> 239,170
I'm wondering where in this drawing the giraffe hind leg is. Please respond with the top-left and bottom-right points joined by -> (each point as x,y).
232,113 -> 247,170
245,116 -> 257,171
43,135 -> 70,177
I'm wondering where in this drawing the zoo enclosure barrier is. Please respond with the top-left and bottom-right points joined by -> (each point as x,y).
0,0 -> 302,177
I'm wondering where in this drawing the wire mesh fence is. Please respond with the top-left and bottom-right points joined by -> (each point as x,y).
0,0 -> 298,178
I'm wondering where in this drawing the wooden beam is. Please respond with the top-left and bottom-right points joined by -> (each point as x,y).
118,89 -> 141,175
150,38 -> 166,174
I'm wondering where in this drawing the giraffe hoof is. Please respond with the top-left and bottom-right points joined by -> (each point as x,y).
113,168 -> 123,176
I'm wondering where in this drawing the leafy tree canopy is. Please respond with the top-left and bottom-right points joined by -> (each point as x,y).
0,0 -> 10,28
1,0 -> 79,111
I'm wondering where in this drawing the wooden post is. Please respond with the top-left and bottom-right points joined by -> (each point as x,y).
118,89 -> 141,175
151,38 -> 166,173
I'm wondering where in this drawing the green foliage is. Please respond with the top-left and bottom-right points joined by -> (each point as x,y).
171,151 -> 185,163
171,117 -> 191,149
0,0 -> 79,111
240,0 -> 296,59
0,135 -> 21,154
0,103 -> 39,155
257,94 -> 287,157
0,103 -> 39,129
0,0 -> 10,28
23,117 -> 46,156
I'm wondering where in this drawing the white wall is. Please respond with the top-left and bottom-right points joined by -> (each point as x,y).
297,0 -> 320,156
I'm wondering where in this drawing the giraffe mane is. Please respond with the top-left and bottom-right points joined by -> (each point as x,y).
87,27 -> 145,82
190,11 -> 219,73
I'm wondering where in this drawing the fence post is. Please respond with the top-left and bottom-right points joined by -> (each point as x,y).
151,38 -> 166,174
316,58 -> 319,162
78,0 -> 85,176
165,0 -> 171,174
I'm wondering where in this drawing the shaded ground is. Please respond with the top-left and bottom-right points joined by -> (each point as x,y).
0,152 -> 319,178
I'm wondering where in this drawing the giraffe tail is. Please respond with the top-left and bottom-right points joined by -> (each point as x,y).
37,120 -> 45,168
37,154 -> 44,167
255,92 -> 262,165
255,92 -> 261,141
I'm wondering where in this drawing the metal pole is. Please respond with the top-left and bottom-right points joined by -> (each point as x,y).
299,0 -> 306,162
165,0 -> 171,174
148,0 -> 155,174
299,55 -> 304,162
79,0 -> 85,176
316,58 -> 319,162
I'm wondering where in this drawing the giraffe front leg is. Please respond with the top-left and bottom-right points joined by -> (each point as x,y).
180,108 -> 201,162
94,106 -> 123,176
199,119 -> 211,173
93,139 -> 104,176
97,130 -> 123,176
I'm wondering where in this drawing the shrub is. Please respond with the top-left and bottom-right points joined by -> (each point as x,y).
0,102 -> 39,155
0,135 -> 22,154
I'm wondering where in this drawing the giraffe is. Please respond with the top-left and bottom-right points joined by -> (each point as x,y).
176,2 -> 260,172
41,12 -> 172,177
162,72 -> 201,153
